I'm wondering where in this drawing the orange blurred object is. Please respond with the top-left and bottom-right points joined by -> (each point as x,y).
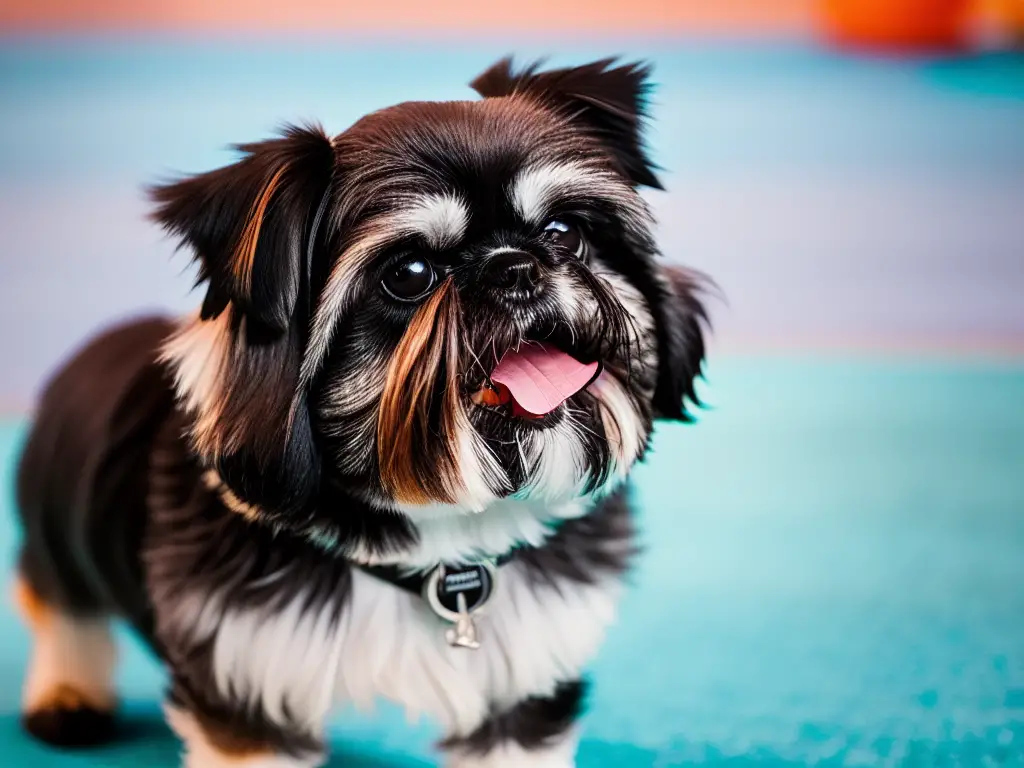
986,0 -> 1024,42
818,0 -> 973,50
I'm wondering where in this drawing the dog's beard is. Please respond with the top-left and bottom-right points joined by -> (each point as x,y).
317,254 -> 657,516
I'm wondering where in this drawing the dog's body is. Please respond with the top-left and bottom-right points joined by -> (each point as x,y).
12,59 -> 707,767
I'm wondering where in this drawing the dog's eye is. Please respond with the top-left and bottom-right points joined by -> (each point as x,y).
542,220 -> 586,258
382,256 -> 436,301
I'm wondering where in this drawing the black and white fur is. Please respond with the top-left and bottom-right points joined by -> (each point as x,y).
13,58 -> 707,766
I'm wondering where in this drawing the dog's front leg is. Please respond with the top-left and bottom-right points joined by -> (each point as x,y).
446,736 -> 579,768
156,611 -> 331,768
441,680 -> 585,768
164,687 -> 326,768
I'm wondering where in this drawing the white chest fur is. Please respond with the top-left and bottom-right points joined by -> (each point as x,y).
206,560 -> 623,740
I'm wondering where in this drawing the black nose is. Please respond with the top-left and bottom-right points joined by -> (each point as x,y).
484,251 -> 541,294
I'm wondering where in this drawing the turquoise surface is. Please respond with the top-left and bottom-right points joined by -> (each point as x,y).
1,359 -> 1022,766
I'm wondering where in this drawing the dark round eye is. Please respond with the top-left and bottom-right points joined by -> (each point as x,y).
542,220 -> 586,258
382,256 -> 436,301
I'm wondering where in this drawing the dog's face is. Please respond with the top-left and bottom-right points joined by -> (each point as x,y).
153,59 -> 706,542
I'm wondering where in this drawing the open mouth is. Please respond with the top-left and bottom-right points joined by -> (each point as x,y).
469,341 -> 603,423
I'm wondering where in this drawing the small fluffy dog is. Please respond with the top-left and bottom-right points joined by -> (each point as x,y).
13,58 -> 707,767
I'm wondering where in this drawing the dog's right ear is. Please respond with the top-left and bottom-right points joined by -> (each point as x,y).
471,57 -> 662,190
149,124 -> 335,335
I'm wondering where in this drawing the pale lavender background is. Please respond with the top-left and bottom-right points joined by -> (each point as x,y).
2,41 -> 1023,409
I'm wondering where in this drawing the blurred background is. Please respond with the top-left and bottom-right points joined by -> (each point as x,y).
1,1 -> 1023,766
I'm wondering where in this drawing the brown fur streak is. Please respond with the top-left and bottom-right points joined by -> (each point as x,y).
12,576 -> 51,632
175,306 -> 301,464
34,684 -> 109,714
194,711 -> 282,761
377,279 -> 465,504
218,316 -> 302,457
232,166 -> 288,295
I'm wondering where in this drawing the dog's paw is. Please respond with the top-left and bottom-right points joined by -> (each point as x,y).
22,685 -> 117,748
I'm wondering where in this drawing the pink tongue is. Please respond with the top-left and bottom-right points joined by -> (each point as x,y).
490,343 -> 601,416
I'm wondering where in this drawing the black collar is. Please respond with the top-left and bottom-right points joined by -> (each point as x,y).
355,551 -> 517,601
355,552 -> 519,648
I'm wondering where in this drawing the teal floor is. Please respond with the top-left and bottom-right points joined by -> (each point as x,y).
1,359 -> 1022,766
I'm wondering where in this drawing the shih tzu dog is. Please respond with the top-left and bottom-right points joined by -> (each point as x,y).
13,58 -> 707,767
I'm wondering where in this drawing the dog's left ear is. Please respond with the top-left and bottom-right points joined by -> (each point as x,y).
150,125 -> 335,517
150,124 -> 335,335
651,266 -> 708,421
471,57 -> 662,190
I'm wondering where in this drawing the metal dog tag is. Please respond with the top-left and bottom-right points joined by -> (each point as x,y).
445,593 -> 481,650
424,561 -> 497,650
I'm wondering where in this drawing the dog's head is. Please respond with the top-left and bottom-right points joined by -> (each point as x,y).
153,58 -> 707,541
